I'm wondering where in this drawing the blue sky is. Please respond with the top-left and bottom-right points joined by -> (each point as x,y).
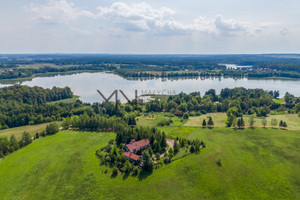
0,0 -> 299,54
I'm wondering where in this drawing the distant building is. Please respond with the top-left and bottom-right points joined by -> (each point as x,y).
213,101 -> 220,105
174,110 -> 183,116
8,68 -> 14,72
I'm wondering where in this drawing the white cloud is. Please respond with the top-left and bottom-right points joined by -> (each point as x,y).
214,15 -> 249,35
28,0 -> 285,38
30,0 -> 94,24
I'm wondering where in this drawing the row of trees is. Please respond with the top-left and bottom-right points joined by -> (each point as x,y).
226,116 -> 288,129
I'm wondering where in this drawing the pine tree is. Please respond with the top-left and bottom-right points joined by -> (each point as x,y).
173,140 -> 180,154
207,117 -> 214,128
202,119 -> 206,127
240,118 -> 245,127
189,145 -> 195,153
160,132 -> 167,149
279,120 -> 284,128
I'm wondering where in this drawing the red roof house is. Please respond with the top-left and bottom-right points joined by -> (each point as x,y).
124,139 -> 150,153
123,152 -> 140,163
174,110 -> 183,116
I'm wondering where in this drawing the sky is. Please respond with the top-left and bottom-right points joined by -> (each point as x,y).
0,0 -> 300,54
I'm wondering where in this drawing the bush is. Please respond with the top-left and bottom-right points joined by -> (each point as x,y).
183,113 -> 189,119
163,156 -> 171,164
132,166 -> 139,175
112,167 -> 118,176
46,122 -> 59,135
157,119 -> 171,126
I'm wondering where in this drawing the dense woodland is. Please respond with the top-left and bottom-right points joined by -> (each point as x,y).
1,54 -> 300,80
0,85 -> 77,128
145,88 -> 300,115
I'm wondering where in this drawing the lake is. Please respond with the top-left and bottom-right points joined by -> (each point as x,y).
220,63 -> 253,69
1,72 -> 300,103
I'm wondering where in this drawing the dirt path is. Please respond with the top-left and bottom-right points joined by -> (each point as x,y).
167,139 -> 174,148
159,139 -> 175,159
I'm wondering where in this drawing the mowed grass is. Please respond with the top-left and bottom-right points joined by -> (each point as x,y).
184,113 -> 227,127
137,113 -> 185,127
1,128 -> 300,199
0,122 -> 61,139
185,113 -> 300,129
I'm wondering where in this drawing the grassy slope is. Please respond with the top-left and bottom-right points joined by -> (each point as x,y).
0,131 -> 115,200
1,128 -> 300,199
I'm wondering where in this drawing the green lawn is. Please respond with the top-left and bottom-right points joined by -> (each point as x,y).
1,128 -> 300,199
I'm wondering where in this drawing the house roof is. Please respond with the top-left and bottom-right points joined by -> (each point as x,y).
174,110 -> 183,115
213,101 -> 220,105
123,152 -> 140,161
125,139 -> 150,152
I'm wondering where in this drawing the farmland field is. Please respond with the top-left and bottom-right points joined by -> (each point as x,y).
1,128 -> 300,199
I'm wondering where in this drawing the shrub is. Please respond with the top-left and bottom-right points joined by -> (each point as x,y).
112,167 -> 118,176
46,122 -> 59,135
157,119 -> 171,126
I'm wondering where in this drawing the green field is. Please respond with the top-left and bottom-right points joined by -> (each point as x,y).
137,113 -> 185,127
47,95 -> 79,104
272,98 -> 285,104
185,113 -> 300,130
1,128 -> 300,199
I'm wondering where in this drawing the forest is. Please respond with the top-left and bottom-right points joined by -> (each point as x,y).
1,54 -> 300,80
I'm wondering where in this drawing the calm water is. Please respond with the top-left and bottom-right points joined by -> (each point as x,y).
220,63 -> 253,69
1,72 -> 299,103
